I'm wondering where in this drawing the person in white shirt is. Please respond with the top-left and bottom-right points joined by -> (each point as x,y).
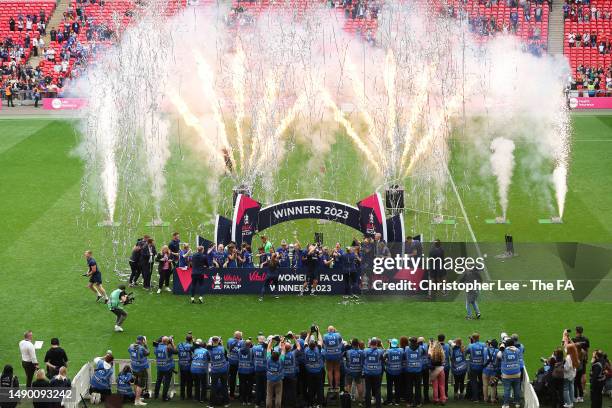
19,330 -> 38,387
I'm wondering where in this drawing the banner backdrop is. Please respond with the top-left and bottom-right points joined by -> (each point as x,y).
357,193 -> 387,240
214,216 -> 232,246
173,266 -> 424,295
257,199 -> 362,231
231,194 -> 261,247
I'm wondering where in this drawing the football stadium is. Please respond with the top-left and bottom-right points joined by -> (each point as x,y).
1,0 -> 611,407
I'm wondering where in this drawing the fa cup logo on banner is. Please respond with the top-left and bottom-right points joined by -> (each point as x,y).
366,211 -> 376,235
212,273 -> 223,290
241,214 -> 253,237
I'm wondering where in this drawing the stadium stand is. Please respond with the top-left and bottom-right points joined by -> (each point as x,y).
563,0 -> 612,96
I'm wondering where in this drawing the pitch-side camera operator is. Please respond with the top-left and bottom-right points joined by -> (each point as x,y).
108,285 -> 133,332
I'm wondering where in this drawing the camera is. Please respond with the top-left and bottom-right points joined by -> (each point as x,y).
273,335 -> 281,342
286,332 -> 294,340
565,328 -> 571,333
310,324 -> 319,333
123,292 -> 135,305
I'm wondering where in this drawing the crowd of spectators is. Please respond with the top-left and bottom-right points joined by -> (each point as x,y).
567,64 -> 612,95
563,1 -> 612,23
3,327 -> 610,408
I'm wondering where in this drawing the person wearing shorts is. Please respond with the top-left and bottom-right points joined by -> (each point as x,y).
85,250 -> 108,303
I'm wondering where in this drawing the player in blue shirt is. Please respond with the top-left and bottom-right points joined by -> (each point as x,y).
466,333 -> 486,402
177,333 -> 194,400
190,339 -> 210,403
363,338 -> 384,408
238,243 -> 254,268
84,250 -> 108,303
384,338 -> 404,405
331,243 -> 344,271
323,326 -> 343,391
276,240 -> 290,267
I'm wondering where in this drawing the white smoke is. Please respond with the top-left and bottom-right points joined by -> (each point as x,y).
489,137 -> 516,219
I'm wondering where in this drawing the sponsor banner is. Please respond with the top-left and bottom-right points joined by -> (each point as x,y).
569,97 -> 612,109
231,194 -> 261,247
42,98 -> 88,110
357,193 -> 387,240
173,266 -> 426,295
257,199 -> 361,231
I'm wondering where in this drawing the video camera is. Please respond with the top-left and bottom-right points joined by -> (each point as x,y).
122,291 -> 135,305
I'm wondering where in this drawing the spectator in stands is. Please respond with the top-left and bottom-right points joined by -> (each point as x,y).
31,370 -> 50,408
44,338 -> 69,378
49,366 -> 72,408
0,365 -> 20,408
9,17 -> 15,32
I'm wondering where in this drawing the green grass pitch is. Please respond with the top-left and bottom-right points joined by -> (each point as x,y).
0,115 -> 611,407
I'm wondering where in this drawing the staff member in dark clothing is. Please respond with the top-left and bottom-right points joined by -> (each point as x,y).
259,253 -> 280,301
342,246 -> 356,298
428,239 -> 446,297
190,246 -> 208,304
44,338 -> 68,378
140,238 -> 157,290
168,232 -> 181,268
589,350 -> 607,408
128,242 -> 142,287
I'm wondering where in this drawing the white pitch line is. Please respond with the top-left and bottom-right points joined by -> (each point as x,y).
446,166 -> 491,281
574,139 -> 612,142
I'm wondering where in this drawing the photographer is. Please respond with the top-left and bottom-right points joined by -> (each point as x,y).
323,326 -> 343,392
300,244 -> 320,296
483,339 -> 500,403
238,339 -> 255,405
450,338 -> 468,399
117,365 -> 136,403
404,336 -> 424,406
282,333 -> 301,407
227,331 -> 243,399
384,339 -> 404,405
266,336 -> 287,408
107,285 -> 130,332
253,335 -> 268,407
208,336 -> 229,406
128,335 -> 150,406
344,338 -> 364,404
191,339 -> 210,403
363,337 -> 384,408
89,352 -> 114,402
466,332 -> 486,402
154,336 -> 177,401
304,325 -> 324,408
497,338 -> 522,408
177,333 -> 194,400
